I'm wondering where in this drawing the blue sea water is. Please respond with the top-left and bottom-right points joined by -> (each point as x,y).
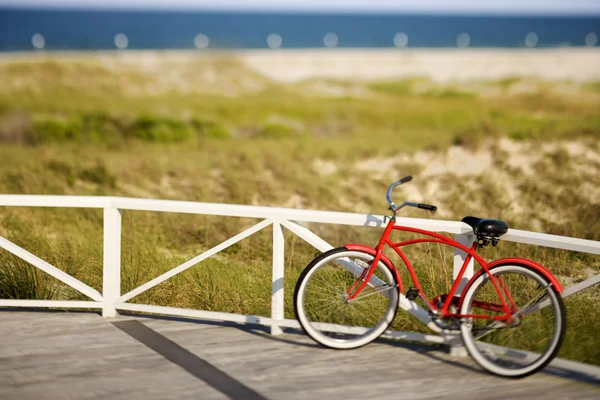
0,8 -> 598,51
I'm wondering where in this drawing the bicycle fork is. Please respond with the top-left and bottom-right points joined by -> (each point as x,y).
345,246 -> 388,302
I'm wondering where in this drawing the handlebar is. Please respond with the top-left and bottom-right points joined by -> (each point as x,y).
386,176 -> 412,206
386,176 -> 437,214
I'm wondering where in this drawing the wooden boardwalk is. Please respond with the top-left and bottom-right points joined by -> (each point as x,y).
1,310 -> 599,400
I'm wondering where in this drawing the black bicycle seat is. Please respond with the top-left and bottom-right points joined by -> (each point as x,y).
461,216 -> 508,237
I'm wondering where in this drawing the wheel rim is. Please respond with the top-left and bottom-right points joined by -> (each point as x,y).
460,265 -> 564,377
297,251 -> 398,349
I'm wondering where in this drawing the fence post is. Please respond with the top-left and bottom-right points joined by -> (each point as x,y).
453,232 -> 475,296
450,232 -> 475,356
271,221 -> 285,335
103,207 -> 122,317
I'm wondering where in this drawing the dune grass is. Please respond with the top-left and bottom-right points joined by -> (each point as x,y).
0,54 -> 599,365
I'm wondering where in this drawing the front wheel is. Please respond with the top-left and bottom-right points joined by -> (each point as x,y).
294,247 -> 399,349
460,264 -> 566,378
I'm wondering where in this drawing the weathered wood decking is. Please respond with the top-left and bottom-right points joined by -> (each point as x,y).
1,310 -> 599,400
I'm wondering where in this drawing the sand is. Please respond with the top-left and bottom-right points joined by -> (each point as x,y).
1,48 -> 599,83
238,48 -> 600,83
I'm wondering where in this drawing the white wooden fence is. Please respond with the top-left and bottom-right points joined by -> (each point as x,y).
0,195 -> 599,345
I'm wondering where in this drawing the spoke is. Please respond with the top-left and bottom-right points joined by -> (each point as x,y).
305,302 -> 341,323
516,286 -> 550,317
305,283 -> 339,300
352,285 -> 396,301
313,279 -> 343,297
303,296 -> 339,308
331,266 -> 348,293
304,292 -> 343,314
471,321 -> 507,340
311,270 -> 347,295
320,301 -> 349,325
337,257 -> 380,288
499,324 -> 523,348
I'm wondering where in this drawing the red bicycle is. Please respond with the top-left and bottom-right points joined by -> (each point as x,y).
294,176 -> 566,378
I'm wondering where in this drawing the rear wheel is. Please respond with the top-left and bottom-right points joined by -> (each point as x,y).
294,248 -> 399,349
460,264 -> 566,378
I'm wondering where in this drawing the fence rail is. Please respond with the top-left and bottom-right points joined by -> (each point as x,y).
0,194 -> 599,344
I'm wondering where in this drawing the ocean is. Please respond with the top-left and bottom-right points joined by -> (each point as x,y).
0,8 -> 598,51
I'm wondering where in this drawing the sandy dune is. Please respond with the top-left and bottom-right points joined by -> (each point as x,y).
1,48 -> 599,83
239,48 -> 600,83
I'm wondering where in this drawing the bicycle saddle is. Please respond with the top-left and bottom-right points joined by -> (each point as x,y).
461,216 -> 508,237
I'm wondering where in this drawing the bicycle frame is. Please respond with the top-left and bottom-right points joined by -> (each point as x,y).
345,218 -> 517,322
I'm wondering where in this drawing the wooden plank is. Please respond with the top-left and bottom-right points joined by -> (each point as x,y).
1,311 -> 599,400
113,320 -> 266,400
147,318 -> 600,399
0,311 -> 227,400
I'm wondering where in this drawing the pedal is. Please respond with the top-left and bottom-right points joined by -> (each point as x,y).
406,288 -> 419,301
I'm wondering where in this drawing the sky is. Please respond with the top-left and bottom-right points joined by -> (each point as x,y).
2,0 -> 600,15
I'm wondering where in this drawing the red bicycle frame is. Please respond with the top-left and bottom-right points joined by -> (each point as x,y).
344,218 -> 530,322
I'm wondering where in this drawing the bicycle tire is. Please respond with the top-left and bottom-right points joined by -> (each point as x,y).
294,247 -> 399,350
460,264 -> 566,378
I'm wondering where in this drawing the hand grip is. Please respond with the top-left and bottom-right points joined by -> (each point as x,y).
390,176 -> 412,190
418,203 -> 437,211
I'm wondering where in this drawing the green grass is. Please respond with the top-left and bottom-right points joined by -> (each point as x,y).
0,55 -> 599,365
